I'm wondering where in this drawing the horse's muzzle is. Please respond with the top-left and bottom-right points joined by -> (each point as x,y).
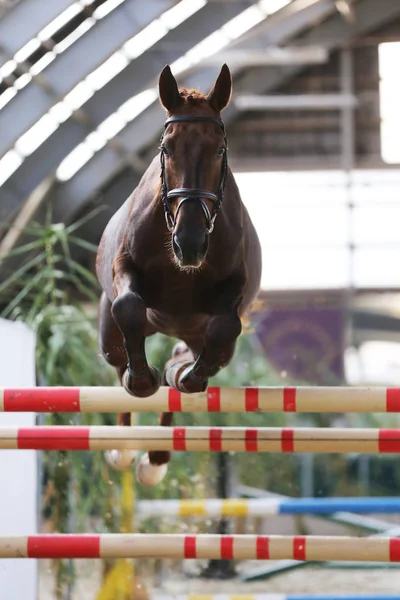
173,233 -> 208,268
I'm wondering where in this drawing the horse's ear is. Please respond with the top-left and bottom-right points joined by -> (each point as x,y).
159,65 -> 183,112
207,64 -> 232,113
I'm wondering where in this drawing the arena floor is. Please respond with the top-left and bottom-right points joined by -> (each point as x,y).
39,561 -> 400,598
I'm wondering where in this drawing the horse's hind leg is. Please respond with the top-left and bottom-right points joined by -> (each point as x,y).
98,292 -> 138,471
135,409 -> 171,486
166,314 -> 242,393
135,343 -> 188,486
164,340 -> 205,392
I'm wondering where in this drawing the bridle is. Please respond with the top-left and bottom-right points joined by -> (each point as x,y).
160,115 -> 228,234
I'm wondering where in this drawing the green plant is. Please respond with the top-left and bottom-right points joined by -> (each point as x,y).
1,208 -> 118,599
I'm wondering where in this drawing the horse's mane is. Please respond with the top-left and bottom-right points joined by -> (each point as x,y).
178,88 -> 208,106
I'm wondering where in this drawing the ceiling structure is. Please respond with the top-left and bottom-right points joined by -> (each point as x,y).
1,0 -> 400,273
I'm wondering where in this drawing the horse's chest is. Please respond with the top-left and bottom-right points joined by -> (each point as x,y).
140,271 -> 214,314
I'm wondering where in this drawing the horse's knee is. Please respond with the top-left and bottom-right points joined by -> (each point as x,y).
111,292 -> 146,334
207,313 -> 242,345
98,330 -> 125,366
203,314 -> 242,372
100,344 -> 124,367
98,293 -> 125,366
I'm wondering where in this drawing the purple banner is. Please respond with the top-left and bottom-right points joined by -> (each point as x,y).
256,306 -> 345,385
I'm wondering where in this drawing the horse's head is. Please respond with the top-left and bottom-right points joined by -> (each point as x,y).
158,64 -> 232,270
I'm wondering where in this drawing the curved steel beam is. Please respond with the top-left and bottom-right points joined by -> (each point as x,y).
0,0 -> 74,68
53,0 -> 400,222
0,0 -> 175,156
0,166 -> 141,277
61,169 -> 141,268
1,0 -> 256,222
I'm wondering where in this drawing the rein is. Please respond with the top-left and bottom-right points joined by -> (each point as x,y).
159,115 -> 228,233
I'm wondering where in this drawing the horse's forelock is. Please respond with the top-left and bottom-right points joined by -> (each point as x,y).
178,88 -> 208,106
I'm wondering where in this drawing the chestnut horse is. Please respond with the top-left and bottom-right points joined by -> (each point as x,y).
96,64 -> 261,486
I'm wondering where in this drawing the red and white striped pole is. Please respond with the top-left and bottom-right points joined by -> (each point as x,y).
1,386 -> 400,413
0,425 -> 400,453
0,534 -> 400,561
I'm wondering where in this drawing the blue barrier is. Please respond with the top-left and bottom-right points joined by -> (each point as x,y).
279,497 -> 400,514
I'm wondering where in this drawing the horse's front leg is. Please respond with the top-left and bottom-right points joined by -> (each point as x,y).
111,265 -> 160,398
166,312 -> 242,393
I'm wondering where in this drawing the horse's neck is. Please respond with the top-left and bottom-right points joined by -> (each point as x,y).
131,157 -> 163,216
124,157 -> 167,259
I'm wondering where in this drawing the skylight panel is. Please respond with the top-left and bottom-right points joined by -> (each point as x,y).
63,81 -> 94,110
186,31 -> 228,62
379,42 -> 400,163
13,38 -> 41,63
0,60 -> 17,78
169,56 -> 192,76
0,151 -> 23,187
118,88 -> 158,123
222,5 -> 265,39
0,88 -> 17,110
171,0 -> 285,75
29,52 -> 56,76
0,0 -> 207,187
54,18 -> 96,54
56,144 -> 94,181
93,0 -> 126,19
123,20 -> 169,59
259,0 -> 291,15
85,52 -> 129,90
14,114 -> 58,156
85,131 -> 107,152
37,3 -> 83,42
49,102 -> 73,124
56,88 -> 158,182
161,0 -> 207,29
0,0 -> 129,106
13,73 -> 32,90
97,113 -> 127,140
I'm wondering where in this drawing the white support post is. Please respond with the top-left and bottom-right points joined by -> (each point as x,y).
0,318 -> 37,599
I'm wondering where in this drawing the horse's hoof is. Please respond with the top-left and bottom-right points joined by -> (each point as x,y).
165,360 -> 208,393
178,365 -> 208,393
136,453 -> 168,486
179,378 -> 208,393
122,365 -> 161,397
104,449 -> 137,471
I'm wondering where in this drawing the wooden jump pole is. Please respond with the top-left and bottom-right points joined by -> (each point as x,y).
1,425 -> 400,453
1,534 -> 400,562
1,386 -> 400,413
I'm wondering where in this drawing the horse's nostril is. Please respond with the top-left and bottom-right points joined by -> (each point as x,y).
173,235 -> 183,260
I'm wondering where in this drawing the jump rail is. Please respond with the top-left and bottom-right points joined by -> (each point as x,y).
137,497 -> 400,518
2,426 -> 400,453
1,386 -> 400,413
2,534 -> 400,561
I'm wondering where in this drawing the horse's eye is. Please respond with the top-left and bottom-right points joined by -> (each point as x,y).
217,147 -> 226,156
162,145 -> 170,157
